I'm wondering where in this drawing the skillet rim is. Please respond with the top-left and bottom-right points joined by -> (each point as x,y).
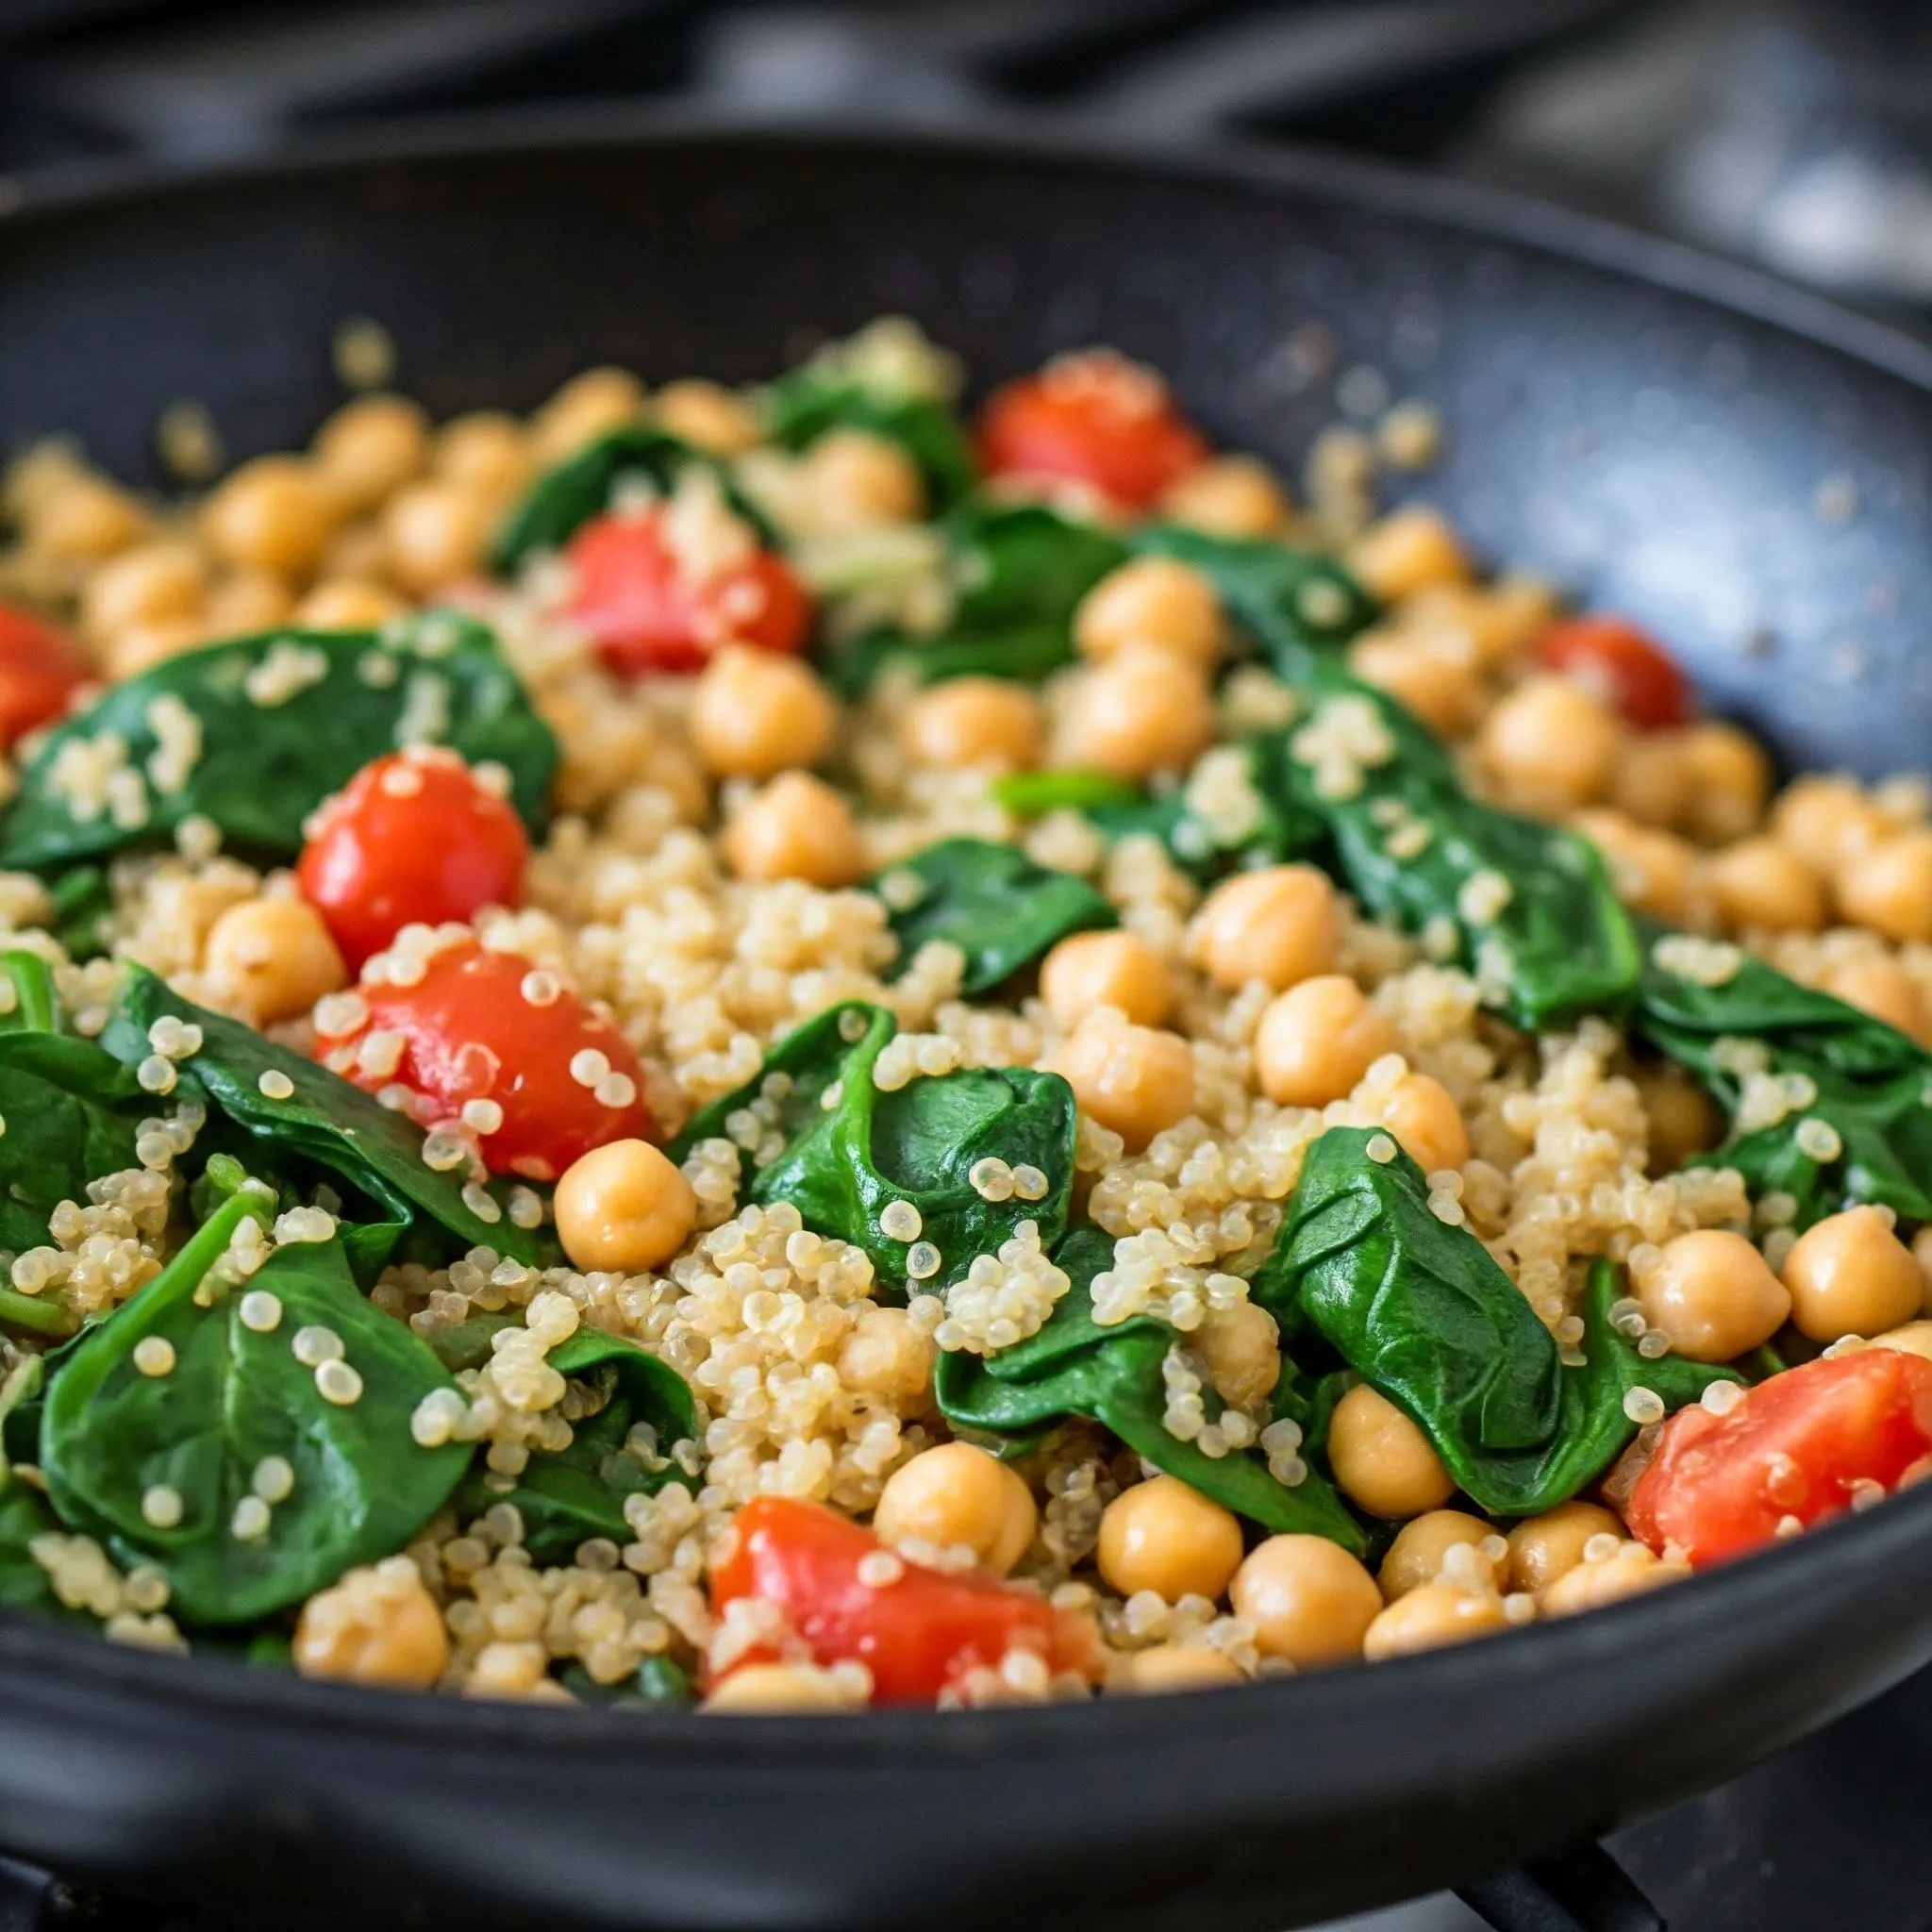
2,108 -> 1931,1768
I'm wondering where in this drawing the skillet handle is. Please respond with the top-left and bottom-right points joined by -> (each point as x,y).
1456,1840 -> 1665,1932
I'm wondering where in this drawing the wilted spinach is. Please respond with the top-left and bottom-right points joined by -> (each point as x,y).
1633,925 -> 1932,1227
669,1002 -> 1076,1296
1130,524 -> 1379,659
0,616 -> 558,873
40,1195 -> 471,1624
936,1227 -> 1367,1551
869,838 -> 1116,996
1261,1126 -> 1736,1516
764,365 -> 975,509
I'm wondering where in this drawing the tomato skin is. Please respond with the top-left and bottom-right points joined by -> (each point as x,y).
315,938 -> 649,1182
708,1496 -> 1097,1706
1536,616 -> 1690,730
977,349 -> 1208,511
0,602 -> 89,745
1628,1351 -> 1932,1567
565,510 -> 809,676
297,748 -> 529,970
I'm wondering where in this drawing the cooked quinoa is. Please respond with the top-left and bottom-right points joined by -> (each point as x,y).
0,318 -> 1929,1711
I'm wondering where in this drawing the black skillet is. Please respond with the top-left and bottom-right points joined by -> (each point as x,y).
5,115 -> 1932,1932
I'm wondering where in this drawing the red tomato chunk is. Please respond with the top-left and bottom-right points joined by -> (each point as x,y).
709,1496 -> 1098,1707
1536,615 -> 1690,730
0,601 -> 89,745
297,747 -> 528,970
316,937 -> 649,1182
566,508 -> 809,676
977,349 -> 1207,512
1628,1350 -> 1932,1567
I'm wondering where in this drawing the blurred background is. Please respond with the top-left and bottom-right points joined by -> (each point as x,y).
6,0 -> 1932,332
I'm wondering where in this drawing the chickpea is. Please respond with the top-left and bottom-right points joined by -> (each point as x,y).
1871,1320 -> 1932,1363
901,677 -> 1041,772
1122,1643 -> 1246,1692
874,1442 -> 1036,1576
1477,675 -> 1619,813
1345,507 -> 1472,604
1780,1206 -> 1923,1342
1839,830 -> 1932,942
25,473 -> 148,560
1772,774 -> 1885,873
203,897 -> 348,1024
688,644 -> 840,780
702,1663 -> 856,1713
201,456 -> 341,578
380,481 -> 491,596
1633,1229 -> 1790,1363
295,577 -> 409,630
106,617 -> 207,680
1158,455 -> 1291,538
1363,1581 -> 1509,1662
1039,929 -> 1173,1031
319,519 -> 390,583
1636,1064 -> 1722,1174
1680,722 -> 1772,844
1505,1500 -> 1624,1597
1611,732 -> 1696,830
1255,974 -> 1399,1109
1541,1543 -> 1690,1617
796,429 -> 925,535
836,1306 -> 937,1410
1097,1474 -> 1244,1604
432,410 -> 532,504
554,1139 -> 697,1275
1575,810 -> 1703,924
1194,1300 -> 1281,1411
1058,645 -> 1213,780
654,378 -> 762,457
464,1641 -> 553,1700
1190,864 -> 1338,993
1348,629 -> 1483,739
205,568 -> 295,637
1047,1013 -> 1195,1149
292,1557 -> 447,1690
1327,1384 -> 1455,1519
79,541 -> 207,644
1230,1534 -> 1383,1670
530,365 -> 646,467
1379,1510 -> 1504,1603
312,393 -> 428,514
1824,958 -> 1932,1045
1074,558 -> 1223,668
720,771 -> 864,887
1707,837 -> 1826,933
1378,1073 -> 1470,1175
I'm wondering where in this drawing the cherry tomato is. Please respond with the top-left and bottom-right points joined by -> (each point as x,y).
1536,615 -> 1690,730
976,349 -> 1207,511
297,747 -> 529,970
708,1496 -> 1099,1706
0,602 -> 89,745
315,937 -> 650,1182
565,508 -> 809,676
1628,1350 -> 1932,1567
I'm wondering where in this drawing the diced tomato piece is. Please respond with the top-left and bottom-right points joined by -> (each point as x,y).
297,747 -> 529,970
1536,615 -> 1691,730
565,508 -> 809,676
976,349 -> 1208,511
0,602 -> 89,744
708,1496 -> 1098,1706
1628,1350 -> 1932,1567
315,936 -> 649,1182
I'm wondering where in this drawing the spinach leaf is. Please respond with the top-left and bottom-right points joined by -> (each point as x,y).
437,1320 -> 697,1560
870,838 -> 1116,996
765,369 -> 975,509
102,966 -> 559,1272
1632,926 -> 1932,1227
1131,524 -> 1379,658
491,426 -> 775,574
562,1653 -> 694,1707
669,1002 -> 1076,1296
0,616 -> 558,873
936,1227 -> 1367,1551
0,1481 -> 67,1615
0,950 -> 60,1034
39,1196 -> 471,1624
1262,1126 -> 1736,1516
46,866 -> 114,963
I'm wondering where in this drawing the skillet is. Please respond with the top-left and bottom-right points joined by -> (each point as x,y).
5,113 -> 1932,1932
